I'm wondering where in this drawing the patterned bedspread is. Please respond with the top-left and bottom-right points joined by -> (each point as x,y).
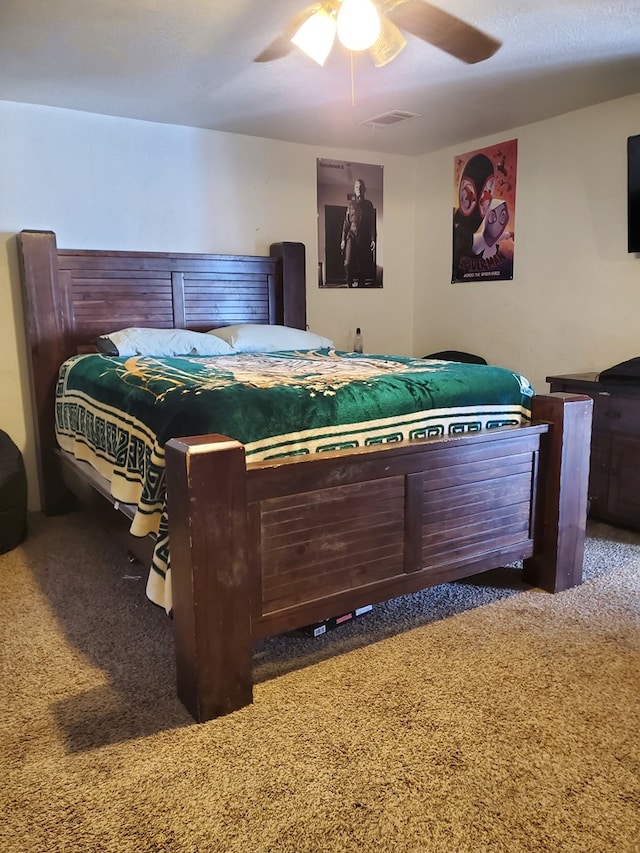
55,349 -> 534,611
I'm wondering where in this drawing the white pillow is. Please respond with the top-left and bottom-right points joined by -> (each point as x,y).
96,327 -> 236,357
207,324 -> 333,353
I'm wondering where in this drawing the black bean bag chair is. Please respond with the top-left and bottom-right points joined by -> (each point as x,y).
0,430 -> 27,553
423,350 -> 487,365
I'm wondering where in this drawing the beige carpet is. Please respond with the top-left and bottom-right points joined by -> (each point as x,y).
1,509 -> 639,853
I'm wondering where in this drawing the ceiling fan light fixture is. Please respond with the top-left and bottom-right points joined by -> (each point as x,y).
291,7 -> 337,66
369,15 -> 407,67
336,0 -> 381,52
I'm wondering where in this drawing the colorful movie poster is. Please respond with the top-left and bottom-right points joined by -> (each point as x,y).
452,139 -> 517,283
317,158 -> 383,288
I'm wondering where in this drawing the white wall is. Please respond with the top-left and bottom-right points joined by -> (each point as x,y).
0,100 -> 416,508
413,92 -> 640,395
4,94 -> 640,510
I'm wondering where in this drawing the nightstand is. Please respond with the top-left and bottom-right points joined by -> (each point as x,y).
547,372 -> 640,529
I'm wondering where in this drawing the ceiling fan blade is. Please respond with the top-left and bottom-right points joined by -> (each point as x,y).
254,3 -> 329,63
386,0 -> 501,64
369,16 -> 407,67
255,35 -> 296,63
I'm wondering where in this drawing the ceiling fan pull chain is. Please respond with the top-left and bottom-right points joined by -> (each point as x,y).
350,50 -> 355,107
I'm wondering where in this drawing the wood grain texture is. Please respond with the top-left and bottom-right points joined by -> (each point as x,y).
165,435 -> 253,721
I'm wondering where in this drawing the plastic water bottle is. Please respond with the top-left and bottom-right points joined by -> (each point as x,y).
353,327 -> 363,353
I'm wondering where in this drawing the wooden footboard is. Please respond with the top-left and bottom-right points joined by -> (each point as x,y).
165,392 -> 592,722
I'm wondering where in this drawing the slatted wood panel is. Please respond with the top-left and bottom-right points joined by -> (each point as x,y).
61,269 -> 174,348
252,437 -> 539,621
421,451 -> 535,567
259,477 -> 406,613
56,250 -> 278,350
183,272 -> 272,330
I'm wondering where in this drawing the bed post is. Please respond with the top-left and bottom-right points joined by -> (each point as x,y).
270,242 -> 306,330
523,393 -> 593,593
165,434 -> 253,722
17,230 -> 76,514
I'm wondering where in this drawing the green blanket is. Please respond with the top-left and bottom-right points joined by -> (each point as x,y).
55,349 -> 534,610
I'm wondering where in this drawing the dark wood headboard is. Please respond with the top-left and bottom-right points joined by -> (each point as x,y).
17,230 -> 306,512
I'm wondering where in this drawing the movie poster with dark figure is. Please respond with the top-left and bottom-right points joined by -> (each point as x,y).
452,139 -> 517,283
317,158 -> 383,288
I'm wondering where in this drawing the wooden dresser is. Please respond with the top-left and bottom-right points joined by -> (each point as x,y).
547,372 -> 640,529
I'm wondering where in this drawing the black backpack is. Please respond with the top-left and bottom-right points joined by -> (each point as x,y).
0,430 -> 27,553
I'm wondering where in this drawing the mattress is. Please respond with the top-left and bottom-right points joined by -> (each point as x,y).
55,348 -> 534,611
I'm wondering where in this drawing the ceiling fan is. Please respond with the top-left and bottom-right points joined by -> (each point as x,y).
254,0 -> 501,68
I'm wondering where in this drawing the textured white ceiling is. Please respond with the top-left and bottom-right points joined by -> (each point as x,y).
1,0 -> 639,156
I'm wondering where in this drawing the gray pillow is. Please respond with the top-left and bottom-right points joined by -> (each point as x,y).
95,327 -> 236,356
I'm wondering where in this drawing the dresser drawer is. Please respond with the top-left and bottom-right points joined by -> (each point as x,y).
591,392 -> 640,433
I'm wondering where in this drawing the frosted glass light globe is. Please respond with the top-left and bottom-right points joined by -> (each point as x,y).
291,8 -> 337,66
337,0 -> 381,52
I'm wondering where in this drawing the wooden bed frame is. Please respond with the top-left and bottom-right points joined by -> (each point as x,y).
17,229 -> 593,723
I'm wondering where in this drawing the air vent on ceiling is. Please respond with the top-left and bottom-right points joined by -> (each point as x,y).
359,110 -> 421,127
